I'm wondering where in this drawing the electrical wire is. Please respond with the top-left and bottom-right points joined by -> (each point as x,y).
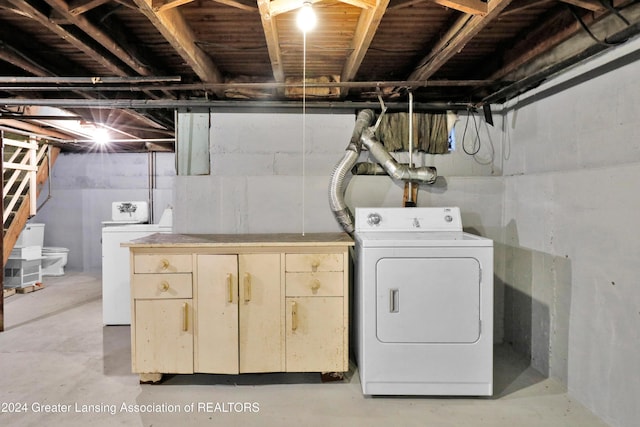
567,5 -> 627,47
599,0 -> 631,26
461,109 -> 481,156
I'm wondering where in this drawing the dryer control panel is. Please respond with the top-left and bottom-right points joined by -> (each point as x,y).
355,207 -> 462,232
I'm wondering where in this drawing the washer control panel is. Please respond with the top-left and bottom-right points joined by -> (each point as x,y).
355,207 -> 463,232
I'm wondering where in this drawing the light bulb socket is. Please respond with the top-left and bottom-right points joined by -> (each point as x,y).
297,2 -> 316,33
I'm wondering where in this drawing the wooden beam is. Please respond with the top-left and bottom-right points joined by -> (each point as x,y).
267,0 -> 303,17
43,0 -> 154,76
211,0 -> 258,12
68,0 -> 111,15
151,0 -> 195,12
0,45 -> 56,77
389,0 -> 427,11
484,1 -> 640,102
258,0 -> 285,82
133,0 -> 224,85
337,0 -> 377,9
340,0 -> 390,94
488,6 -> 594,81
558,0 -> 605,12
408,0 -> 514,81
430,0 -> 487,15
502,0 -> 553,16
8,0 -> 131,76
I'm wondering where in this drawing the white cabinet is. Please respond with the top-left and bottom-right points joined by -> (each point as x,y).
130,257 -> 194,382
195,253 -> 282,374
127,233 -> 353,383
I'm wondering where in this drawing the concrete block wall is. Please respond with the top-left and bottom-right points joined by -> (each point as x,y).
33,152 -> 174,272
499,37 -> 640,427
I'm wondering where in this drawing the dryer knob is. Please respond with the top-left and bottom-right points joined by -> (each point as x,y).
367,213 -> 382,226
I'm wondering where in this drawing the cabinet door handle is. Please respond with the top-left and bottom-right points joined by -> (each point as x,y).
226,273 -> 233,303
244,273 -> 252,302
182,302 -> 189,332
291,301 -> 298,331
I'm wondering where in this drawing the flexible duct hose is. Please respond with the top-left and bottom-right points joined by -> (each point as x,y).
328,109 -> 438,234
328,109 -> 375,234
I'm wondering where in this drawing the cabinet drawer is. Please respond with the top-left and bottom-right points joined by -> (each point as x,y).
132,274 -> 192,299
285,253 -> 343,272
134,254 -> 192,273
286,272 -> 344,297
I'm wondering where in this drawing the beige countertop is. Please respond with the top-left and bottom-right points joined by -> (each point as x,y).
122,232 -> 354,248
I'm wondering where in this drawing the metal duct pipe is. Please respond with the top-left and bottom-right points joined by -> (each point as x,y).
360,127 -> 437,184
329,109 -> 438,234
328,109 -> 375,234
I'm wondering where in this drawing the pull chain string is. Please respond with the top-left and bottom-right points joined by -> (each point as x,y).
302,30 -> 307,236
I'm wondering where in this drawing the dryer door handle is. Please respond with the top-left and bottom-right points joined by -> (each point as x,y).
389,289 -> 399,313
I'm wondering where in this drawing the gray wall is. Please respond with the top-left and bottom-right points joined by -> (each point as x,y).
33,152 -> 174,272
26,35 -> 640,427
499,37 -> 640,427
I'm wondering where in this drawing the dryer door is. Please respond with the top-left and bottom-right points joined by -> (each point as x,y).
376,257 -> 481,343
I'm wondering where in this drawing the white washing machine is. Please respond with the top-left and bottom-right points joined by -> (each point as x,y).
354,207 -> 493,396
101,202 -> 173,325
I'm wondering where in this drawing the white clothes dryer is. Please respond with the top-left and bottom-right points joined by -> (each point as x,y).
354,207 -> 493,396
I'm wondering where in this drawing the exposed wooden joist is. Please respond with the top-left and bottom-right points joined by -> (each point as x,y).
267,0 -> 304,17
0,44 -> 56,77
68,0 -> 111,15
502,0 -> 553,16
430,0 -> 487,15
7,0 -> 132,76
212,0 -> 258,12
44,0 -> 153,76
558,0 -> 605,12
340,0 -> 390,95
488,5 -> 605,81
258,0 -> 285,82
408,0 -> 514,81
133,0 -> 224,86
151,0 -> 195,12
337,0 -> 377,9
483,1 -> 640,103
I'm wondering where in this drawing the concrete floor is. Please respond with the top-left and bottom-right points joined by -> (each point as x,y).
1,272 -> 608,427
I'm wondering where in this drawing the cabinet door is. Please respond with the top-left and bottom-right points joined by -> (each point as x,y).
285,297 -> 345,372
134,299 -> 193,374
196,255 -> 239,374
239,254 -> 283,373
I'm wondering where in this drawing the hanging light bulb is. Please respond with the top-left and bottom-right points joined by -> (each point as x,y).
93,126 -> 111,146
297,1 -> 316,33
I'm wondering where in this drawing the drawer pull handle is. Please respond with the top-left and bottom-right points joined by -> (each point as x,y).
311,260 -> 320,272
244,273 -> 252,302
160,259 -> 170,270
291,301 -> 298,331
182,302 -> 189,332
310,279 -> 321,293
159,281 -> 170,292
226,274 -> 233,303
